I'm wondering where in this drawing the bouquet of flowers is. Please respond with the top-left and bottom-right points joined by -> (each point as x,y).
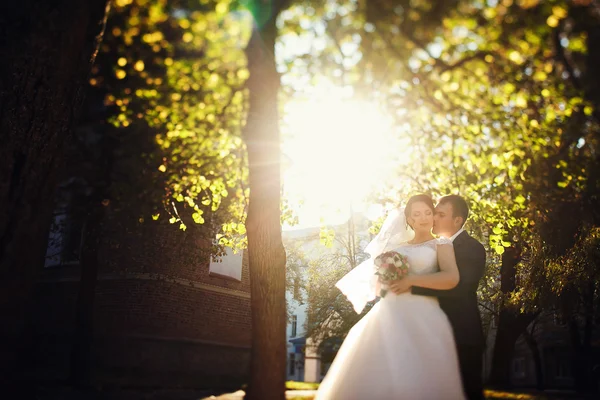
374,251 -> 410,298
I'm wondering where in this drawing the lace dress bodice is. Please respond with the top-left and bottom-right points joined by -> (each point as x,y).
393,238 -> 450,276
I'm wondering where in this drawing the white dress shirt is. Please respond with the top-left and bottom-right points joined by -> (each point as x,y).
449,228 -> 465,243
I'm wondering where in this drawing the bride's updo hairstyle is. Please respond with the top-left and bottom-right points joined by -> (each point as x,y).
404,194 -> 435,230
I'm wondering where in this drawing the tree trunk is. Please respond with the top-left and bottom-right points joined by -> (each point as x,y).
565,281 -> 595,393
0,0 -> 110,385
69,206 -> 101,387
243,3 -> 288,399
489,310 -> 535,387
581,282 -> 595,393
523,325 -> 544,390
489,247 -> 537,388
567,316 -> 587,392
69,130 -> 114,387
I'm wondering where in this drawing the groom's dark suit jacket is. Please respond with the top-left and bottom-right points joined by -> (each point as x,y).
412,230 -> 486,347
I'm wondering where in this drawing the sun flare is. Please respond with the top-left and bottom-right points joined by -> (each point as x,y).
282,87 -> 408,228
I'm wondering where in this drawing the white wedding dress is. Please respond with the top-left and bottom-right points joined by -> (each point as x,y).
315,239 -> 465,400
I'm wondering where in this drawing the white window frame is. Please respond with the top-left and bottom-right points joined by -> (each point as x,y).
512,357 -> 526,379
209,247 -> 243,281
291,315 -> 298,338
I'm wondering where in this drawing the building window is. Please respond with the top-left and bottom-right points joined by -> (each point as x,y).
512,357 -> 526,379
291,315 -> 297,338
44,184 -> 85,268
289,353 -> 296,375
209,247 -> 243,281
554,358 -> 572,379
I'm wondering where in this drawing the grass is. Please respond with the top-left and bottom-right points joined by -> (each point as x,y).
204,386 -> 587,400
286,389 -> 545,400
286,381 -> 320,391
485,390 -> 539,399
285,386 -> 570,400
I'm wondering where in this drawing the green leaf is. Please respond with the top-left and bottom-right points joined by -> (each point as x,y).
192,212 -> 205,224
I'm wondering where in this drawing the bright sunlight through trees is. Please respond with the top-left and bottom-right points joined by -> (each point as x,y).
282,83 -> 407,228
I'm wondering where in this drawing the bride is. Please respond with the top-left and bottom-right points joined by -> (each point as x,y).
314,194 -> 466,400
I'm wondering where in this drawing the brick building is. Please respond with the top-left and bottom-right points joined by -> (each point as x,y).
482,308 -> 600,392
508,312 -> 600,390
30,206 -> 251,388
27,121 -> 252,388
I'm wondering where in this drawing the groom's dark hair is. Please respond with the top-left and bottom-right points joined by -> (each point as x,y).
439,195 -> 469,227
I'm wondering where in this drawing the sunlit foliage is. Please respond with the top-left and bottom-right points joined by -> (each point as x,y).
96,0 -> 599,323
96,0 -> 253,249
277,0 -> 599,341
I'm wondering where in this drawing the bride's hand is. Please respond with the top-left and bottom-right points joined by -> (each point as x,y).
390,276 -> 413,295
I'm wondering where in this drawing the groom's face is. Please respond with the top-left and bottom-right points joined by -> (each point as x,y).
433,202 -> 462,237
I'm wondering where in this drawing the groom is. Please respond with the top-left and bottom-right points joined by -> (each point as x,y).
393,195 -> 486,400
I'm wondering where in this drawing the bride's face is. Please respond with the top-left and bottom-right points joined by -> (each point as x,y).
408,201 -> 434,233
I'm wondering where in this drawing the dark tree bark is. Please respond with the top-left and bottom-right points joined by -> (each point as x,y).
0,0 -> 110,385
69,201 -> 103,388
522,321 -> 544,390
69,122 -> 115,387
489,247 -> 537,388
563,281 -> 596,393
489,311 -> 536,388
242,2 -> 289,399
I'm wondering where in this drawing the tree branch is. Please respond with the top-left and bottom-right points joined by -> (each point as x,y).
438,50 -> 495,73
554,22 -> 583,91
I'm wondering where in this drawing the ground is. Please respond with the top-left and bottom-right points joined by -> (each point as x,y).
204,387 -> 599,400
25,382 -> 599,399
